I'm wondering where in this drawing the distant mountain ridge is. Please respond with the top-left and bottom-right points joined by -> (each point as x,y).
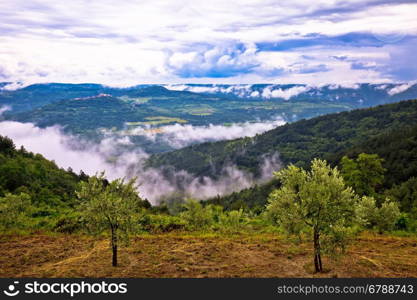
164,83 -> 417,106
2,82 -> 417,113
0,83 -> 205,112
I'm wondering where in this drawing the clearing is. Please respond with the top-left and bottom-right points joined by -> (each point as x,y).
1,232 -> 416,278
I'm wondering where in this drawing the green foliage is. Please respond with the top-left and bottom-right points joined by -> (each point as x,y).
355,196 -> 378,228
218,209 -> 247,232
77,173 -> 143,237
341,153 -> 385,197
76,172 -> 144,266
377,199 -> 401,233
52,211 -> 85,233
138,213 -> 186,233
0,135 -> 85,208
0,136 -> 15,156
266,159 -> 358,272
330,125 -> 417,188
204,103 -> 417,214
180,199 -> 214,230
355,196 -> 401,233
0,192 -> 33,230
385,177 -> 417,216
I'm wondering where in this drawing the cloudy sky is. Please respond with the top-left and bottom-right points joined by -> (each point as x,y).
1,0 -> 416,87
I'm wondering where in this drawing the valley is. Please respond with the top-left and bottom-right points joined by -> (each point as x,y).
1,84 -> 417,279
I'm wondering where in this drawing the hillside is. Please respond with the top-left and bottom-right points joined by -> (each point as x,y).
0,135 -> 85,207
147,99 -> 417,178
208,124 -> 417,211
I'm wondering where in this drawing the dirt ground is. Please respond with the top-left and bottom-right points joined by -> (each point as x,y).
0,232 -> 416,278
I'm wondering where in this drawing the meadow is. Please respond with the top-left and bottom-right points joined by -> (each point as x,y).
1,231 -> 416,278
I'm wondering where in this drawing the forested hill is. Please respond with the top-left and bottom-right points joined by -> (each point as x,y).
206,123 -> 417,210
0,135 -> 86,207
146,99 -> 417,178
0,84 -> 202,113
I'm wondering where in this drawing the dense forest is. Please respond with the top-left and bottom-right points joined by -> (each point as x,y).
0,135 -> 85,205
206,123 -> 417,212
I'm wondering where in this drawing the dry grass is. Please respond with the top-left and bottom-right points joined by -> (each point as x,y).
0,232 -> 416,278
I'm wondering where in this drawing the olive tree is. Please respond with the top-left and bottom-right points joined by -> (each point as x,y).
356,196 -> 400,233
266,159 -> 358,273
76,173 -> 142,267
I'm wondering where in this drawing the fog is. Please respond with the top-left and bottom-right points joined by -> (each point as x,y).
0,120 -> 282,204
261,86 -> 310,100
165,84 -> 310,100
128,117 -> 285,148
0,105 -> 11,115
388,83 -> 412,96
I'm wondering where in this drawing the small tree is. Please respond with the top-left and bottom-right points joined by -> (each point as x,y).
356,196 -> 400,233
266,159 -> 358,272
76,173 -> 142,267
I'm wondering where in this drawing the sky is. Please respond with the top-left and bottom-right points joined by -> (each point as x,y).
1,0 -> 417,87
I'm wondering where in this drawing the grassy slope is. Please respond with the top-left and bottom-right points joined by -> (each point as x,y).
1,232 -> 416,278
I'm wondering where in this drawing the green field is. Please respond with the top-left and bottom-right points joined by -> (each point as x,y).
126,116 -> 188,126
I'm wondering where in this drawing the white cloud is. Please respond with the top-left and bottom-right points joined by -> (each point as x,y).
0,105 -> 11,115
327,83 -> 360,90
374,84 -> 388,90
166,84 -> 312,100
0,0 -> 416,85
164,84 -> 255,97
261,85 -> 310,100
127,117 -> 285,148
387,83 -> 412,96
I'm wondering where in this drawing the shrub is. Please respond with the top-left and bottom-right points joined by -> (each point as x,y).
180,199 -> 214,230
53,211 -> 84,233
219,209 -> 246,232
356,196 -> 400,233
138,214 -> 186,233
0,192 -> 33,231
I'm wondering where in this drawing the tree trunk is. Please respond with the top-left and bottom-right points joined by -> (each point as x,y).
313,228 -> 323,273
111,228 -> 118,267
